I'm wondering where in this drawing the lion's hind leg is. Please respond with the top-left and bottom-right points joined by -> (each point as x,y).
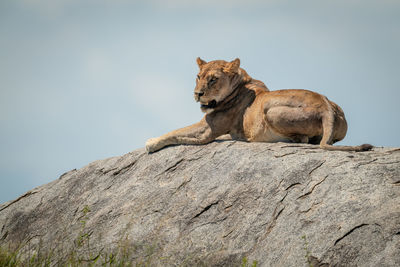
289,134 -> 309,144
264,106 -> 321,143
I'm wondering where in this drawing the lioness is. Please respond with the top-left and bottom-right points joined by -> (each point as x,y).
145,58 -> 372,153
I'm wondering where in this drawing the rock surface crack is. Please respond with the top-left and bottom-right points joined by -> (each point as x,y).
113,160 -> 138,175
285,183 -> 301,191
191,201 -> 220,220
355,159 -> 378,168
0,191 -> 38,212
164,158 -> 184,173
298,175 -> 328,200
308,160 -> 326,176
334,224 -> 369,246
274,151 -> 297,158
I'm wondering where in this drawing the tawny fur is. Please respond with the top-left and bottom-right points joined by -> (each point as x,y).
145,58 -> 372,153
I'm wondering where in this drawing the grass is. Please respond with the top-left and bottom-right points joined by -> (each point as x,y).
0,205 -> 258,266
0,205 -> 150,267
0,241 -> 156,267
241,257 -> 258,267
301,235 -> 313,267
0,245 -> 258,267
0,246 -> 19,266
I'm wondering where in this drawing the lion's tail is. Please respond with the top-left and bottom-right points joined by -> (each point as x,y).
319,96 -> 373,152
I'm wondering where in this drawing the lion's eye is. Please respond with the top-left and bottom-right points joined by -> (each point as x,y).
197,75 -> 200,80
209,77 -> 218,85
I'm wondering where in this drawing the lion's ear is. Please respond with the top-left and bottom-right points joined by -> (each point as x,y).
196,57 -> 207,69
223,58 -> 240,73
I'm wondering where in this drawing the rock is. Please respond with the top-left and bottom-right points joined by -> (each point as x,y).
0,141 -> 399,266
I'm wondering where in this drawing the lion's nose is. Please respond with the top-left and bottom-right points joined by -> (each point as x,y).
195,92 -> 204,97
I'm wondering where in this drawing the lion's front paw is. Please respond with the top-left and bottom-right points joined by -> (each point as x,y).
145,138 -> 161,153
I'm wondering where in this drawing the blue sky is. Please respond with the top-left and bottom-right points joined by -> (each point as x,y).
1,0 -> 399,203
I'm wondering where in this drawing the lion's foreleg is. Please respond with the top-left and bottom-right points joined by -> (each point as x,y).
145,119 -> 215,153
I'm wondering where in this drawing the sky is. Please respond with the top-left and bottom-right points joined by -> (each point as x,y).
0,0 -> 399,203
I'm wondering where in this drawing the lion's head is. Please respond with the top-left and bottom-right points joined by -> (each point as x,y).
194,58 -> 247,113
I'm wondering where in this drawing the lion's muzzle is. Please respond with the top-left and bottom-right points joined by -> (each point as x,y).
194,91 -> 204,101
200,100 -> 217,109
